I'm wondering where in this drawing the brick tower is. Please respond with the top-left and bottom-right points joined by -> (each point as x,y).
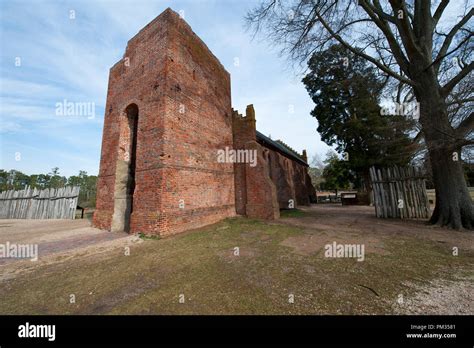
93,8 -> 236,236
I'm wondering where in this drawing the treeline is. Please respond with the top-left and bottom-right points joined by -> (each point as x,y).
0,167 -> 97,208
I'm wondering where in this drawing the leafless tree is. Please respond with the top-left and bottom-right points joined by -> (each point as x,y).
247,0 -> 473,229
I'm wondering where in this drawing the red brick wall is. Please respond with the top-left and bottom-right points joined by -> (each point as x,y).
94,9 -> 236,236
264,146 -> 314,209
94,8 -> 315,235
232,108 -> 254,215
232,105 -> 315,212
267,151 -> 296,209
232,106 -> 280,219
244,140 -> 280,219
159,10 -> 236,236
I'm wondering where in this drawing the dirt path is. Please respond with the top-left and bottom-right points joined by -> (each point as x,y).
0,219 -> 136,280
277,204 -> 474,314
280,204 -> 474,250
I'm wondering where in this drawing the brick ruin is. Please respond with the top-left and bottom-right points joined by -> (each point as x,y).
93,8 -> 316,236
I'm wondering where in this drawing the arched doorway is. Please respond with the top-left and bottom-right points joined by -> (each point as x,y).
111,103 -> 139,232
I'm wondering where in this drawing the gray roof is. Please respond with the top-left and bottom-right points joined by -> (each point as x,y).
256,130 -> 308,166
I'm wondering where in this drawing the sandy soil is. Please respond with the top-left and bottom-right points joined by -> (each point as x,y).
392,277 -> 474,314
0,219 -> 137,280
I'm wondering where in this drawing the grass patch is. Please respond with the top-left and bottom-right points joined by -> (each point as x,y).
0,215 -> 472,315
280,209 -> 307,218
138,232 -> 161,240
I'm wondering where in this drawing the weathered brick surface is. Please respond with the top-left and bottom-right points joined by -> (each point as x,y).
245,140 -> 280,219
231,103 -> 314,216
94,8 -> 315,236
94,9 -> 235,235
232,107 -> 255,216
267,150 -> 296,209
232,105 -> 280,219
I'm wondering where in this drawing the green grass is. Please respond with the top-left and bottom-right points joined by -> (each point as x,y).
138,232 -> 161,240
280,209 -> 307,218
0,216 -> 472,315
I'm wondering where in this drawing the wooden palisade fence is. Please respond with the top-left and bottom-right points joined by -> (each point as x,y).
369,166 -> 430,219
0,186 -> 80,219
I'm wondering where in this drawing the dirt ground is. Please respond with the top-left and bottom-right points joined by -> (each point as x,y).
0,204 -> 472,314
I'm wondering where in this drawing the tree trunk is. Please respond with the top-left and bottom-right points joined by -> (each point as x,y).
428,148 -> 473,229
418,82 -> 474,230
361,169 -> 374,205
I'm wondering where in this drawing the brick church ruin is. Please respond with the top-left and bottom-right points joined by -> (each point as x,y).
93,8 -> 316,236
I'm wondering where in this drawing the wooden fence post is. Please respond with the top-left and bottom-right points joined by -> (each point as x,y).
369,165 -> 430,220
0,186 -> 80,219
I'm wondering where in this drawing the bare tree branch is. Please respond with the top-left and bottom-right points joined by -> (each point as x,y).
427,31 -> 473,71
442,61 -> 474,96
388,0 -> 422,59
434,8 -> 474,71
315,6 -> 415,86
455,111 -> 474,139
433,0 -> 450,25
358,0 -> 412,75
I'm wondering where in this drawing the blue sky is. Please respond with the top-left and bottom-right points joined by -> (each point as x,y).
0,0 -> 335,177
0,0 -> 466,177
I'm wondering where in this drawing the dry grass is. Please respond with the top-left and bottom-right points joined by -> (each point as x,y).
0,205 -> 473,315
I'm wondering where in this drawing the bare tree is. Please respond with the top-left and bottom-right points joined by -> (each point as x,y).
308,153 -> 326,189
247,0 -> 473,229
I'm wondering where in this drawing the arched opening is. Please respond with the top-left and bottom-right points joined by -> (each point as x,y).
264,149 -> 272,180
125,103 -> 139,232
111,103 -> 139,233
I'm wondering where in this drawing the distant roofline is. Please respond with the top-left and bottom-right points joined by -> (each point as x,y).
256,131 -> 308,166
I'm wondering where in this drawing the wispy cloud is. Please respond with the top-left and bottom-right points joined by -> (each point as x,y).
1,0 -> 334,176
